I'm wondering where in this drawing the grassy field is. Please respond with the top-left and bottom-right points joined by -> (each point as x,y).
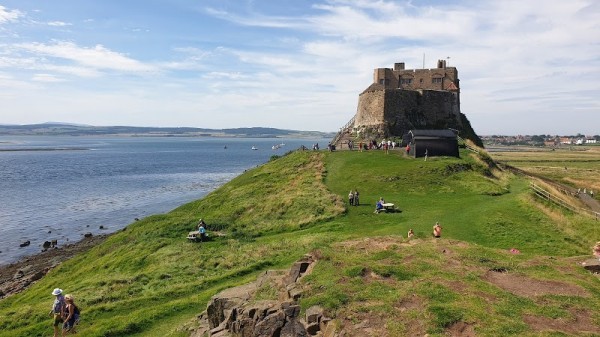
0,148 -> 598,336
489,145 -> 600,197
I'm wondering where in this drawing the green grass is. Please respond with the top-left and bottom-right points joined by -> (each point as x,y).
0,149 -> 599,336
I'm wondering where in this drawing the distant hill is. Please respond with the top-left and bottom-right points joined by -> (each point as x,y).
0,123 -> 335,138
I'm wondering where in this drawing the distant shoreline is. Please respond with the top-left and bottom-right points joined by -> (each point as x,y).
0,147 -> 90,152
0,123 -> 336,139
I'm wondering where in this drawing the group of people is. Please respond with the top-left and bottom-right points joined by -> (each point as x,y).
50,288 -> 80,336
404,222 -> 442,239
348,190 -> 360,206
577,188 -> 595,198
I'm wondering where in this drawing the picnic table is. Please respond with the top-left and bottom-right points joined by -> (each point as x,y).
187,231 -> 201,242
382,203 -> 396,211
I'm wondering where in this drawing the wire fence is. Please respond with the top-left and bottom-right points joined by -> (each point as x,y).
530,182 -> 600,220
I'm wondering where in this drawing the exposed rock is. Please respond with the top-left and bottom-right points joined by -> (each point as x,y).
84,232 -> 93,238
281,319 -> 308,337
581,258 -> 600,274
306,305 -> 324,324
253,310 -> 285,336
43,241 -> 52,249
306,322 -> 320,336
0,234 -> 109,299
29,270 -> 46,282
19,241 -> 30,247
13,270 -> 24,279
281,302 -> 300,318
193,254 -> 331,337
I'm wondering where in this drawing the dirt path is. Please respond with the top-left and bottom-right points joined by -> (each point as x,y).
0,234 -> 108,299
579,193 -> 600,213
500,162 -> 600,216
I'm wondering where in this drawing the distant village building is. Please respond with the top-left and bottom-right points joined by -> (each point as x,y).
560,137 -> 572,145
332,60 -> 482,151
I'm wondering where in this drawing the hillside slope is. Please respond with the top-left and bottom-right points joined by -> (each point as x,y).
0,149 -> 598,336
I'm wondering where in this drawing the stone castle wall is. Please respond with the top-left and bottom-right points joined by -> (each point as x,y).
355,88 -> 462,139
355,87 -> 385,127
335,61 -> 482,147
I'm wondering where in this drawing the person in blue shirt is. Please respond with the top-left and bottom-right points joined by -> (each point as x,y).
375,199 -> 384,213
199,224 -> 207,242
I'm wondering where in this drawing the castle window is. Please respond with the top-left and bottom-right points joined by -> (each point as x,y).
400,78 -> 413,85
379,79 -> 390,85
432,77 -> 442,84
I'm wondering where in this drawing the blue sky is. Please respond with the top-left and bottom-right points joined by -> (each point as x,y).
1,0 -> 598,135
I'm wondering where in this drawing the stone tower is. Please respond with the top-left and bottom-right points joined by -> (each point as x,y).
333,60 -> 482,147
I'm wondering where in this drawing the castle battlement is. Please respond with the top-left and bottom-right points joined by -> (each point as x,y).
331,60 -> 481,148
373,60 -> 459,93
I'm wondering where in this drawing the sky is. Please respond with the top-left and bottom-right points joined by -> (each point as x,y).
0,1 -> 598,135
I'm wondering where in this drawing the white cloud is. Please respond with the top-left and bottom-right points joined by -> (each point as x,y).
47,21 -> 71,27
1,1 -> 598,134
32,73 -> 65,82
0,5 -> 22,24
14,41 -> 157,73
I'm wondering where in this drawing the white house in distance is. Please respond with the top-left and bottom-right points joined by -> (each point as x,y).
575,137 -> 597,145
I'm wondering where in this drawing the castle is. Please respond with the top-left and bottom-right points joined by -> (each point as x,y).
334,60 -> 482,147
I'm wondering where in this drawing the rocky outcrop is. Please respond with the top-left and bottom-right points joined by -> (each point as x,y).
582,258 -> 600,274
192,254 -> 335,337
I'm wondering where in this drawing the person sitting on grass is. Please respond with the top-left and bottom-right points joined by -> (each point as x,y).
375,199 -> 384,213
433,222 -> 442,238
407,229 -> 415,238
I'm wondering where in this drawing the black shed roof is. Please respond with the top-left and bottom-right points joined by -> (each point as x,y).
409,129 -> 456,139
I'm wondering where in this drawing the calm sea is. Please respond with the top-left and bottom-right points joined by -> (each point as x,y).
0,136 -> 328,265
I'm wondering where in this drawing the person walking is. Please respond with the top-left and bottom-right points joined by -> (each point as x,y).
62,294 -> 80,336
49,288 -> 65,337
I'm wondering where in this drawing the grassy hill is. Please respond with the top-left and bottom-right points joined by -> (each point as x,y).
0,148 -> 598,336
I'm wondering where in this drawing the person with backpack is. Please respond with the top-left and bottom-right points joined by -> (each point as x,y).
49,288 -> 65,337
62,294 -> 80,335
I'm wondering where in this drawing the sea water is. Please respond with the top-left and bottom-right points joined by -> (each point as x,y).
0,136 -> 327,265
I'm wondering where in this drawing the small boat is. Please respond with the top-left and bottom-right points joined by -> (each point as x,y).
251,146 -> 258,150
